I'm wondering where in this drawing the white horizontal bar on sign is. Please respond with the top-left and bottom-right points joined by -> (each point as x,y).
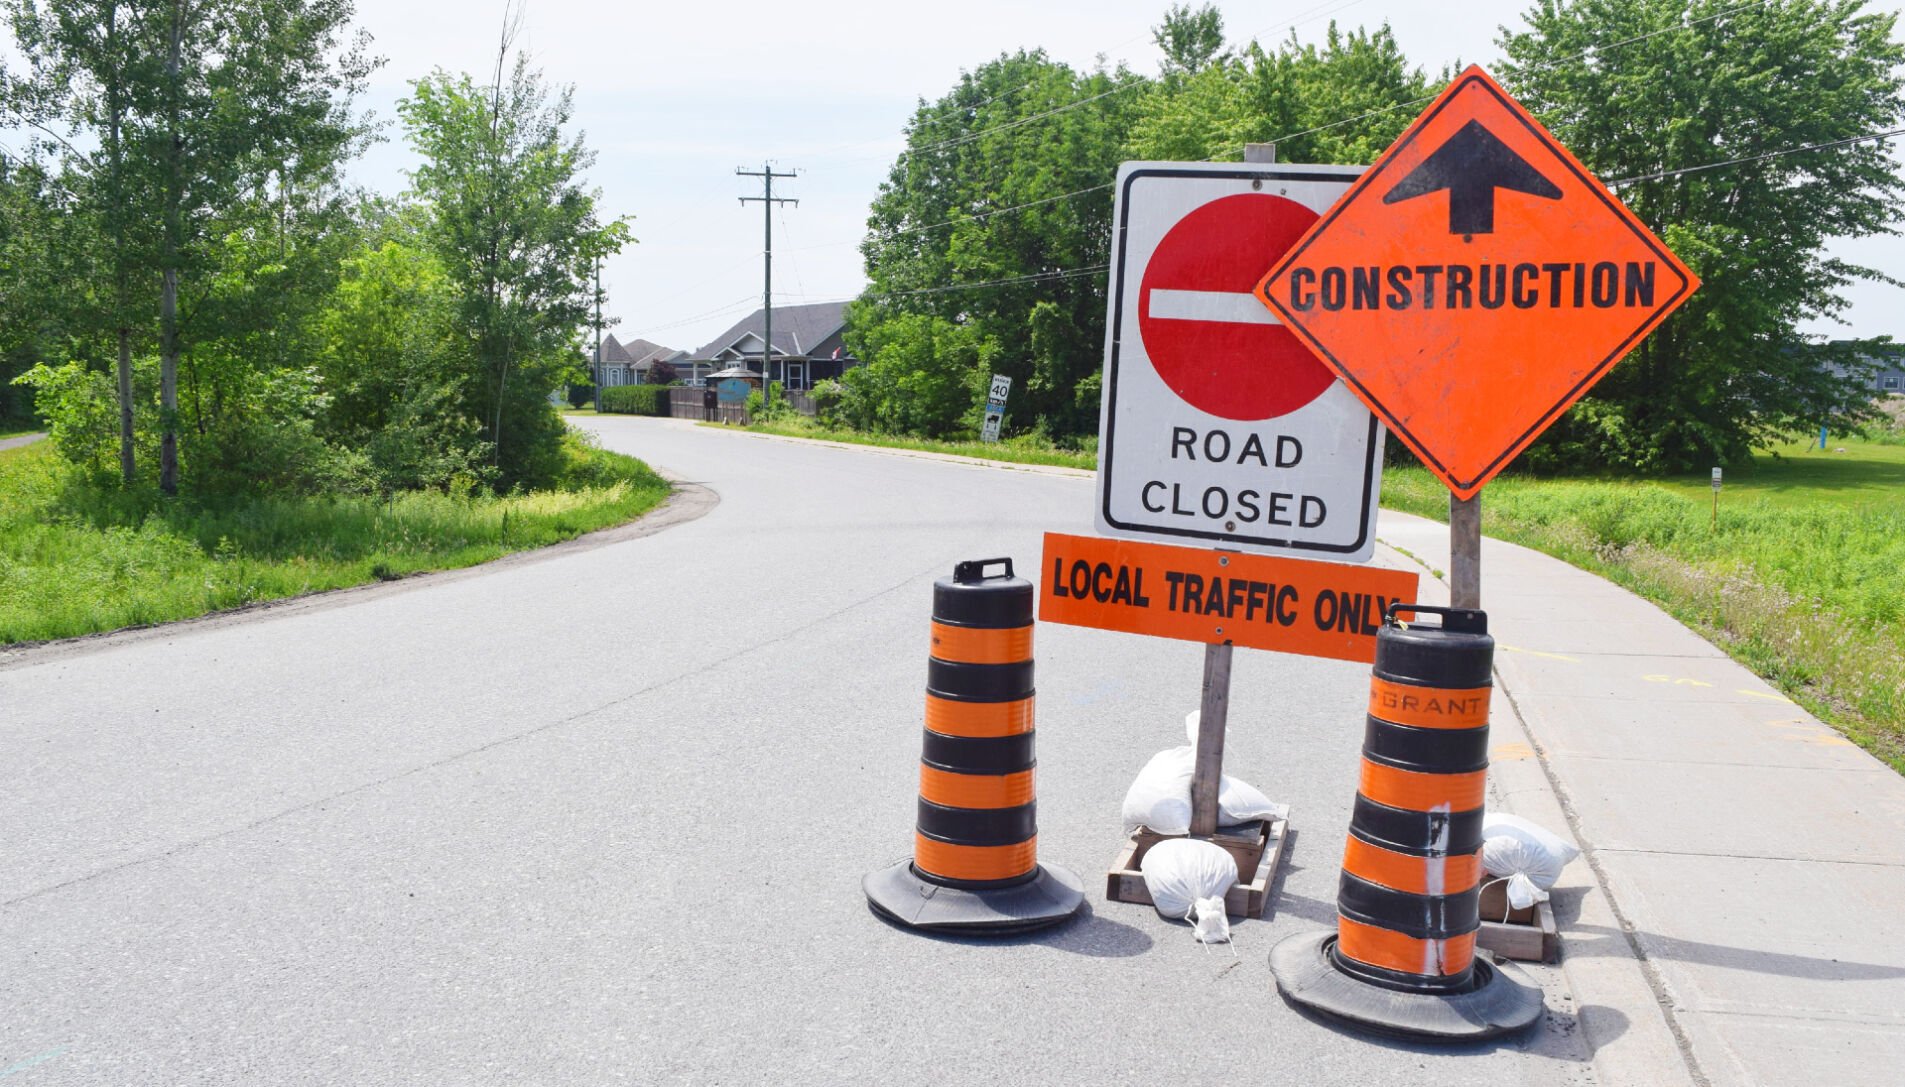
1146,289 -> 1280,325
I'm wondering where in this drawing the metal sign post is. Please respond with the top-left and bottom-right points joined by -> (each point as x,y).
981,373 -> 1011,443
1451,493 -> 1482,609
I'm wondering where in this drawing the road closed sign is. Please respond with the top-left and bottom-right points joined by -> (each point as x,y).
1097,162 -> 1385,563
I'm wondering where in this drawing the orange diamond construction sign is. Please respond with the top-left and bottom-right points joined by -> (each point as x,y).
1253,65 -> 1699,499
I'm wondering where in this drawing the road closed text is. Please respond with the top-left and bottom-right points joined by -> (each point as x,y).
1038,531 -> 1419,664
1137,425 -> 1329,529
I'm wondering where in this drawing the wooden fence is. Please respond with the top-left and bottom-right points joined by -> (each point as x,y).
662,385 -> 817,423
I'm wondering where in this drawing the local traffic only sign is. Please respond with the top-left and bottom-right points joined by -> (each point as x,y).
1255,65 -> 1699,500
1040,532 -> 1419,664
1097,162 -> 1387,562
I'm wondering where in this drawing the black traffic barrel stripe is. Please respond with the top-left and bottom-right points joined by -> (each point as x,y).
927,659 -> 1035,702
1336,871 -> 1480,940
1374,626 -> 1494,689
1349,795 -> 1484,857
915,798 -> 1037,846
1362,716 -> 1491,773
920,730 -> 1036,775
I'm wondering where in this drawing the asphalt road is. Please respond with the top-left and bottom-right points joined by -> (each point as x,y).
1,417 -> 1601,1085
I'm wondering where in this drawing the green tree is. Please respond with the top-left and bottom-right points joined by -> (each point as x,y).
854,51 -> 1145,440
1500,0 -> 1905,470
4,0 -> 162,478
399,40 -> 630,486
6,0 -> 377,493
1154,3 -> 1228,80
314,238 -> 492,493
1124,21 -> 1441,165
838,311 -> 990,436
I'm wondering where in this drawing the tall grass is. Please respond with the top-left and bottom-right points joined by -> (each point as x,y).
1382,462 -> 1905,772
0,441 -> 670,645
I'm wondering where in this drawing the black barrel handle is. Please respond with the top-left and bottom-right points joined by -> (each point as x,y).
1384,602 -> 1488,634
953,558 -> 1014,583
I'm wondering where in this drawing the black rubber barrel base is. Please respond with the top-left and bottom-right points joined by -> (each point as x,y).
863,860 -> 1084,935
1268,931 -> 1543,1042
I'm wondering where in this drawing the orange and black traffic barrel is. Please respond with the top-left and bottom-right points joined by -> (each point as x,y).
864,558 -> 1083,934
1270,604 -> 1541,1041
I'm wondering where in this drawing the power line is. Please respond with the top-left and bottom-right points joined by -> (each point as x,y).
1608,126 -> 1905,186
794,182 -> 1117,252
632,295 -> 760,336
868,265 -> 1110,301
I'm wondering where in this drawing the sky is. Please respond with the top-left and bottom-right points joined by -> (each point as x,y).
300,1 -> 1904,351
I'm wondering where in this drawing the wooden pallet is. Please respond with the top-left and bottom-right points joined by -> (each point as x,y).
1475,880 -> 1560,962
1105,816 -> 1290,919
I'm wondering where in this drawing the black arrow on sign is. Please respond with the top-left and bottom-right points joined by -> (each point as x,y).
1382,119 -> 1562,235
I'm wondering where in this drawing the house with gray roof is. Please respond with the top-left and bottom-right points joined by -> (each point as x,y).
594,335 -> 684,387
685,301 -> 860,390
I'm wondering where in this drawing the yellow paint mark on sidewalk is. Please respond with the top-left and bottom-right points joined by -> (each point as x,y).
1500,644 -> 1580,663
1784,733 -> 1855,748
1738,688 -> 1794,704
1644,674 -> 1714,688
1491,742 -> 1535,761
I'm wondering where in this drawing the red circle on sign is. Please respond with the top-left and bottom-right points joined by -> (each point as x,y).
1138,193 -> 1336,421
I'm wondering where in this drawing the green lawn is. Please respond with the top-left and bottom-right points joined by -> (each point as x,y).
1382,438 -> 1904,772
1654,437 -> 1905,510
0,440 -> 670,645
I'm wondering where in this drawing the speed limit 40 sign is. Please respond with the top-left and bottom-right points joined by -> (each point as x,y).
1095,161 -> 1386,562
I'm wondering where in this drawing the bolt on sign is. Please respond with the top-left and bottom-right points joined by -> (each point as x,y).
1038,532 -> 1419,664
1096,162 -> 1387,562
1254,66 -> 1699,500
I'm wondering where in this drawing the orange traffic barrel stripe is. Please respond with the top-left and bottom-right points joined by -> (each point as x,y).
930,622 -> 1032,665
913,834 -> 1038,883
1341,835 -> 1482,896
918,765 -> 1035,809
1366,677 -> 1491,730
1336,915 -> 1477,977
924,694 -> 1035,738
1357,760 -> 1487,813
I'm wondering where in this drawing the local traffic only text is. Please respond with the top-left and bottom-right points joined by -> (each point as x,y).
1038,532 -> 1420,664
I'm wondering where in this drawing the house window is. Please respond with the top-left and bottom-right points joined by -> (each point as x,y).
1883,374 -> 1901,391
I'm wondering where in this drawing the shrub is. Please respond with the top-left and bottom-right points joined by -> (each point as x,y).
567,383 -> 595,409
810,379 -> 846,425
599,384 -> 669,416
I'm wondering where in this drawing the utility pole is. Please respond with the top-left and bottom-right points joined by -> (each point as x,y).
737,162 -> 797,412
592,253 -> 603,413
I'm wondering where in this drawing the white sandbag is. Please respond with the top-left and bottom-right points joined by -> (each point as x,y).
1121,746 -> 1195,834
1184,708 -> 1226,746
1481,812 -> 1581,908
1217,775 -> 1289,827
1122,746 -> 1290,834
1139,838 -> 1237,943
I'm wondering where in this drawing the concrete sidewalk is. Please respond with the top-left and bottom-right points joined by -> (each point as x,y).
0,431 -> 45,453
1375,509 -> 1905,1087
